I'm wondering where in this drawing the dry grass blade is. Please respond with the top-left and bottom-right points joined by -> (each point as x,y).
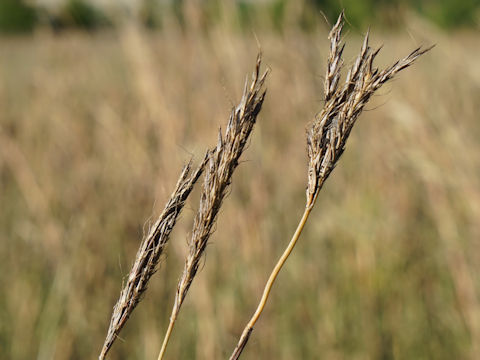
99,157 -> 207,360
157,54 -> 268,360
230,11 -> 433,360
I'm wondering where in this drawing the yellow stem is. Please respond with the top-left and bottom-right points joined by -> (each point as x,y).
157,311 -> 178,360
249,205 -> 312,327
230,201 -> 314,359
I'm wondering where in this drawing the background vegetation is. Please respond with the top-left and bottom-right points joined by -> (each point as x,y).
0,0 -> 479,33
1,1 -> 479,359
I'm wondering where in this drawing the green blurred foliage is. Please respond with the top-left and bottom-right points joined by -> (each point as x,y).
412,0 -> 480,28
0,0 -> 479,33
147,0 -> 479,32
63,0 -> 111,30
308,0 -> 405,28
140,0 -> 163,29
270,0 -> 287,31
0,0 -> 36,33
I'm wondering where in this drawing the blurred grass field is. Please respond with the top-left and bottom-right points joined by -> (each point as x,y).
1,7 -> 480,360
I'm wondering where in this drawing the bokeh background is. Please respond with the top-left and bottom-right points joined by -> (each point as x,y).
1,0 -> 479,359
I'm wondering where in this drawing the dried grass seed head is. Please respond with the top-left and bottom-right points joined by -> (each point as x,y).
306,12 -> 433,204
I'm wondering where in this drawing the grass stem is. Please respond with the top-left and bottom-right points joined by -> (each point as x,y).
157,311 -> 177,360
230,201 -> 314,360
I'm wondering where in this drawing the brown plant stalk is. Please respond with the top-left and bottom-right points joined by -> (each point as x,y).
229,12 -> 433,360
157,54 -> 268,360
99,157 -> 207,360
